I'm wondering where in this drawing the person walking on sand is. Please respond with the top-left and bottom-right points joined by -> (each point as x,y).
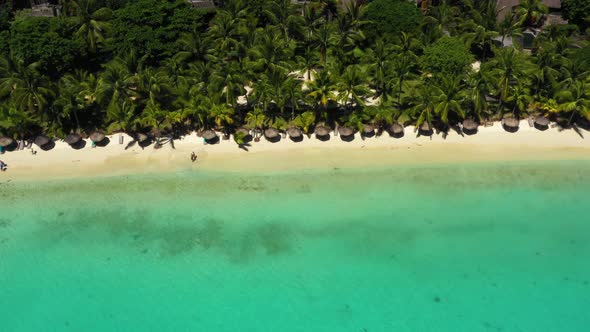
0,160 -> 7,171
190,152 -> 197,162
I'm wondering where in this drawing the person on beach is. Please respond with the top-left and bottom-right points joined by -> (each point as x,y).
190,152 -> 197,162
0,160 -> 7,171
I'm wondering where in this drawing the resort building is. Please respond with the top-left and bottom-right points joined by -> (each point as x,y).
30,0 -> 59,17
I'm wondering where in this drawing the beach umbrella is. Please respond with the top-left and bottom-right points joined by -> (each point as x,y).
264,128 -> 280,139
137,133 -> 149,142
34,135 -> 50,147
389,123 -> 404,135
362,124 -> 374,134
287,127 -> 302,138
236,128 -> 250,136
89,132 -> 105,143
462,119 -> 479,131
64,133 -> 81,145
202,130 -> 218,140
338,126 -> 354,137
420,122 -> 432,132
503,117 -> 519,129
534,116 -> 550,127
314,126 -> 330,137
0,136 -> 14,147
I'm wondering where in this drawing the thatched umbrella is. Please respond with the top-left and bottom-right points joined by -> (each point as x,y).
89,132 -> 105,143
389,123 -> 404,135
315,126 -> 330,136
236,128 -> 250,136
287,127 -> 302,138
34,135 -> 50,147
264,128 -> 280,139
137,133 -> 149,142
0,136 -> 14,147
202,130 -> 218,140
420,122 -> 432,132
338,126 -> 354,137
362,124 -> 374,135
64,133 -> 81,145
534,116 -> 550,127
463,119 -> 479,131
503,117 -> 519,129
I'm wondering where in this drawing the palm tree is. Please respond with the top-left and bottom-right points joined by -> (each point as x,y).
314,24 -> 334,66
364,38 -> 393,100
555,80 -> 590,125
106,100 -> 136,136
368,105 -> 396,132
70,0 -> 112,53
137,100 -> 169,139
515,0 -> 548,27
209,104 -> 235,137
297,45 -> 320,81
485,47 -> 532,112
461,20 -> 499,61
336,65 -> 370,110
176,28 -> 213,64
0,55 -> 54,114
96,60 -> 135,109
402,83 -> 439,133
0,102 -> 37,142
467,70 -> 492,122
505,83 -> 532,118
433,76 -> 467,128
293,111 -> 316,135
305,70 -> 336,121
245,108 -> 268,140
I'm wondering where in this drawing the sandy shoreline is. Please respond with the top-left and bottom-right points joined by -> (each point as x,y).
1,120 -> 589,182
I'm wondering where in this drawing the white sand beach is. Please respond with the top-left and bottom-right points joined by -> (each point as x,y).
1,120 -> 589,181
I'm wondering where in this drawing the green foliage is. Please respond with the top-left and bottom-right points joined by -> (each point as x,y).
0,0 -> 589,139
108,0 -> 205,62
363,0 -> 422,41
9,16 -> 83,78
421,36 -> 473,77
561,0 -> 590,32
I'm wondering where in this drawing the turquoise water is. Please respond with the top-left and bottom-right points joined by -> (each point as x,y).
1,161 -> 590,331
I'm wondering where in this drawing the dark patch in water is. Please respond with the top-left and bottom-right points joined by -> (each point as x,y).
58,211 -> 65,217
0,219 -> 11,228
433,296 -> 441,303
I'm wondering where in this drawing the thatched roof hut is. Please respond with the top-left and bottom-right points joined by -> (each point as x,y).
65,134 -> 81,145
534,116 -> 550,126
287,127 -> 302,138
463,119 -> 479,131
389,123 -> 404,134
362,124 -> 374,134
89,132 -> 105,143
420,122 -> 431,132
34,135 -> 50,147
338,126 -> 354,137
503,117 -> 519,128
0,136 -> 14,147
314,126 -> 330,136
264,128 -> 280,139
202,130 -> 218,140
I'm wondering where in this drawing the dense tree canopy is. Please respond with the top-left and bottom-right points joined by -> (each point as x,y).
561,0 -> 590,33
0,0 -> 589,143
421,36 -> 474,77
363,0 -> 422,40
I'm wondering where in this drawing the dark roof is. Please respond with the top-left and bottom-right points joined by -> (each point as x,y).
65,134 -> 81,145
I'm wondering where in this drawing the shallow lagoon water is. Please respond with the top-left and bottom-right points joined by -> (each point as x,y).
1,161 -> 590,331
